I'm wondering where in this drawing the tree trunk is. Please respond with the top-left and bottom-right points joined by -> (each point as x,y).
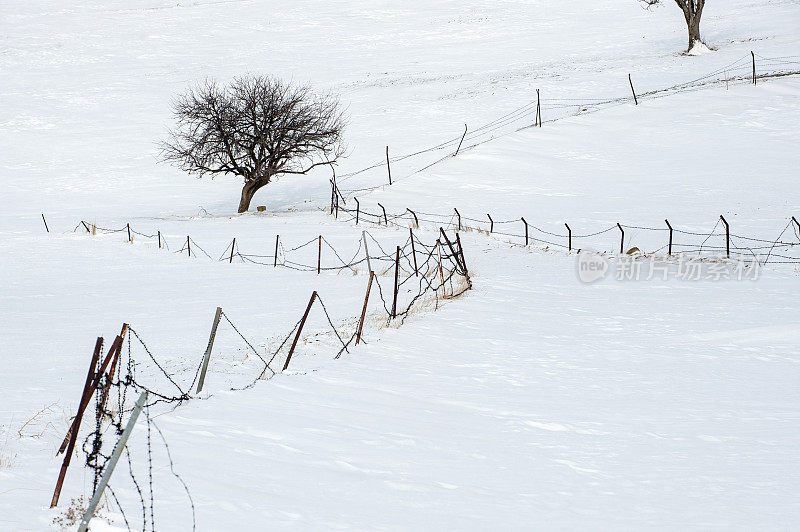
238,179 -> 267,213
686,14 -> 701,50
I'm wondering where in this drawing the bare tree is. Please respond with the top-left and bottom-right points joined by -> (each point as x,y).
641,0 -> 706,52
162,76 -> 345,213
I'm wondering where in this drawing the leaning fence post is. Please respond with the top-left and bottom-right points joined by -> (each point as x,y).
196,307 -> 222,393
126,223 -> 132,243
407,208 -> 418,228
440,227 -> 466,273
77,391 -> 148,532
436,240 -> 445,295
720,215 -> 730,258
455,124 -> 468,156
410,228 -> 418,276
81,221 -> 91,233
665,219 -> 673,255
354,197 -> 360,225
230,238 -> 236,263
617,223 -> 624,254
274,234 -> 279,267
356,271 -> 375,345
455,232 -> 468,274
751,51 -> 756,85
565,223 -> 572,252
99,324 -> 128,415
378,203 -> 388,225
792,216 -> 800,236
391,246 -> 400,318
362,231 -> 372,273
521,217 -> 528,246
454,208 -> 462,231
629,74 -> 638,105
385,146 -> 392,185
283,291 -> 317,371
487,214 -> 493,234
42,214 -> 49,233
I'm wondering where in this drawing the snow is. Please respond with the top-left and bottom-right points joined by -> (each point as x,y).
1,0 -> 800,529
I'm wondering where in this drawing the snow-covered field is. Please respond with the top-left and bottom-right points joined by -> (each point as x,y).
2,0 -> 800,529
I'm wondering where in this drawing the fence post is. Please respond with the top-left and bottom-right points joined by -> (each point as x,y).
386,146 -> 392,185
440,227 -> 466,273
126,223 -> 132,243
330,179 -> 335,214
792,216 -> 800,236
158,231 -> 162,249
355,197 -> 360,224
617,223 -> 624,254
410,228 -> 418,276
720,215 -> 730,258
629,74 -> 638,105
99,324 -> 128,415
437,240 -> 445,295
665,219 -> 673,255
455,124 -> 468,156
274,234 -> 279,267
751,51 -> 756,85
81,221 -> 91,233
362,231 -> 372,273
407,208 -> 418,228
487,214 -> 493,234
565,223 -> 572,252
42,214 -> 49,233
536,89 -> 541,127
77,391 -> 148,532
521,217 -> 528,246
187,236 -> 191,257
355,271 -> 375,345
455,232 -> 467,274
196,307 -> 222,393
391,246 -> 400,318
283,291 -> 317,371
230,238 -> 236,263
317,235 -> 322,274
378,203 -> 388,225
454,208 -> 461,231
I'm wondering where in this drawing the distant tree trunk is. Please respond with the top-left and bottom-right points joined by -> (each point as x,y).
238,178 -> 268,213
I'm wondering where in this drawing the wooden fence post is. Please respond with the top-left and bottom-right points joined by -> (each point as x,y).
283,292 -> 317,371
439,227 -> 466,273
410,228 -> 418,276
317,235 -> 322,274
455,124 -> 468,156
720,215 -> 730,258
274,235 -> 279,267
230,238 -> 236,263
391,246 -> 400,318
455,232 -> 467,274
42,214 -> 49,233
196,307 -> 222,393
665,219 -> 673,255
362,231 -> 372,273
617,223 -> 624,254
355,271 -> 375,345
76,391 -> 148,532
386,146 -> 392,185
629,74 -> 638,105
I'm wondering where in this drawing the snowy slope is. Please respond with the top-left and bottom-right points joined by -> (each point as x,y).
1,0 -> 800,529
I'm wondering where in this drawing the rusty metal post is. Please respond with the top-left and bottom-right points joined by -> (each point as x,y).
720,215 -> 730,258
230,238 -> 236,263
356,271 -> 375,345
283,291 -> 317,371
487,214 -> 493,234
386,146 -> 392,185
454,208 -> 462,231
42,214 -> 49,233
455,232 -> 467,274
407,208 -> 418,228
391,246 -> 400,318
99,324 -> 128,415
522,217 -> 528,246
317,235 -> 322,274
410,228 -> 418,276
455,124 -> 468,156
378,203 -> 387,225
565,223 -> 572,252
617,223 -> 624,254
665,219 -> 673,255
274,235 -> 279,267
57,337 -> 103,456
440,227 -> 465,273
